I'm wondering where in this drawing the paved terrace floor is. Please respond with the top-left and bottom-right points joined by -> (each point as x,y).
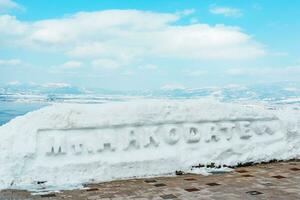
1,161 -> 300,200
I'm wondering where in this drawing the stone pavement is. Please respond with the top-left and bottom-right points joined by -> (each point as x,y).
1,161 -> 300,200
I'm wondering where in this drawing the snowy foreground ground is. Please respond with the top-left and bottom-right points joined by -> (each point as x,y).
0,99 -> 299,192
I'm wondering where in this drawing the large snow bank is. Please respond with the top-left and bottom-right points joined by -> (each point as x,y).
0,99 -> 299,191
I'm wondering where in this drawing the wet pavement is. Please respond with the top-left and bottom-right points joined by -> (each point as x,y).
1,161 -> 300,200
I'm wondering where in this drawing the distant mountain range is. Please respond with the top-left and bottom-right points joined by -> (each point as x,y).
1,82 -> 300,104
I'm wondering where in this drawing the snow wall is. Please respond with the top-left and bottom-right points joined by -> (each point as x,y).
0,99 -> 299,191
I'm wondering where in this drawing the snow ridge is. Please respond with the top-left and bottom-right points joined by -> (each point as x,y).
0,99 -> 299,191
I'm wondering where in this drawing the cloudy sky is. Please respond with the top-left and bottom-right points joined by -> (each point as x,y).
0,0 -> 299,90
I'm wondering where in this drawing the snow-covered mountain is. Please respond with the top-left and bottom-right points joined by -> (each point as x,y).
0,82 -> 300,104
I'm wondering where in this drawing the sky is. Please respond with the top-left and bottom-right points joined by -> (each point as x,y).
0,0 -> 299,90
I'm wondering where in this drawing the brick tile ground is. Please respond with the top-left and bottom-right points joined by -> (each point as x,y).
1,161 -> 300,200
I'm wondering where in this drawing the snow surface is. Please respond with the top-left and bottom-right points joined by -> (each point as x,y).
0,99 -> 300,192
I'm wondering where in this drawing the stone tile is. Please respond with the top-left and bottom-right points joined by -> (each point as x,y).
2,161 -> 300,199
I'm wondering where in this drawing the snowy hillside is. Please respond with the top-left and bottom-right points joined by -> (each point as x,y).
1,82 -> 300,104
0,99 -> 299,192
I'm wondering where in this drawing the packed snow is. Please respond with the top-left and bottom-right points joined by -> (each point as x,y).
0,99 -> 299,192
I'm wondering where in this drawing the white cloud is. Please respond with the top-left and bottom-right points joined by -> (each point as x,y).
60,60 -> 82,69
184,69 -> 207,77
161,83 -> 186,90
210,6 -> 243,18
284,87 -> 300,92
226,66 -> 300,78
48,61 -> 82,74
29,10 -> 178,45
270,51 -> 288,57
91,58 -> 122,70
253,3 -> 262,11
190,18 -> 199,24
176,9 -> 195,16
123,70 -> 134,76
67,43 -> 106,58
0,0 -> 20,12
0,9 -> 264,70
226,68 -> 247,76
42,82 -> 71,88
0,58 -> 21,66
7,80 -> 20,85
138,64 -> 158,70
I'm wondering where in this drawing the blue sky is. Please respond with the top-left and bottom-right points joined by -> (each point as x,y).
0,0 -> 299,90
